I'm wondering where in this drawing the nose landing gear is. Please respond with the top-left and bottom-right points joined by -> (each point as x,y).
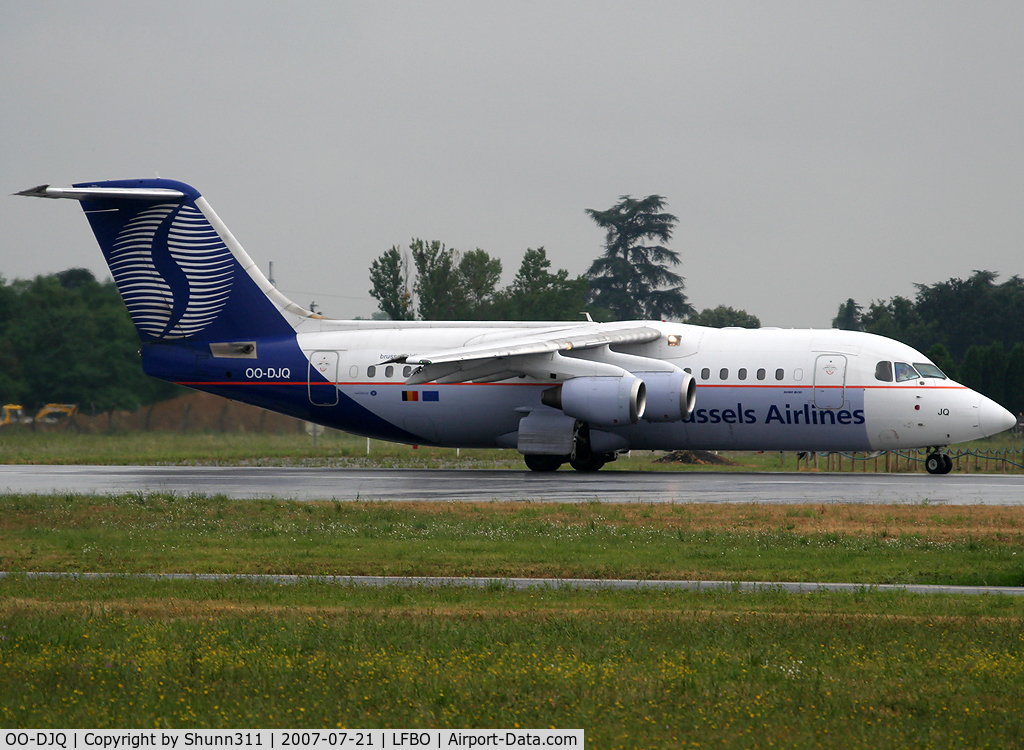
925,451 -> 954,475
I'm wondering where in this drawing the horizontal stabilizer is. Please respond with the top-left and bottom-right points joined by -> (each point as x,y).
16,184 -> 186,201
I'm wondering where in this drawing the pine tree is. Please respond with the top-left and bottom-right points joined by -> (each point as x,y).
585,195 -> 690,320
832,299 -> 864,331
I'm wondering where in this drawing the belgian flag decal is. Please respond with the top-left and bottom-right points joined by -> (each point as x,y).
402,391 -> 439,402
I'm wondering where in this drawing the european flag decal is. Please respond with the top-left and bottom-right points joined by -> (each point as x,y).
423,391 -> 439,402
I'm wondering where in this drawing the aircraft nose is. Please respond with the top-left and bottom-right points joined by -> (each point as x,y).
978,395 -> 1017,437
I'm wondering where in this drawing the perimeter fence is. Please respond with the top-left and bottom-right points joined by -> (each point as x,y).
801,447 -> 1024,473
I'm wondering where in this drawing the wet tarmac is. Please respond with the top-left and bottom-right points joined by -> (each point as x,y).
2,464 -> 1023,504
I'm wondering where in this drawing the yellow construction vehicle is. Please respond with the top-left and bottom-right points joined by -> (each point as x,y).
1,404 -> 27,426
2,403 -> 79,428
34,403 -> 78,424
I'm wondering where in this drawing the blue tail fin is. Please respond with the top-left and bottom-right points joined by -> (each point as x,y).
48,179 -> 310,342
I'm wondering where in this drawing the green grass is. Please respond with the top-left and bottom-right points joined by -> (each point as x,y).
3,494 -> 1024,586
0,429 -> 522,468
2,578 -> 1023,746
2,429 -> 1022,471
2,432 -> 1023,745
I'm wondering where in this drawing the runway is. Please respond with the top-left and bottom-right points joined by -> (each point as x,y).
2,464 -> 1023,504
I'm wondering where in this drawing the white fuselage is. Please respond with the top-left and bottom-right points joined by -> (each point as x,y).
290,322 -> 1008,452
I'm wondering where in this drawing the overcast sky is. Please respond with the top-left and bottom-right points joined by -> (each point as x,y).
2,1 -> 1022,327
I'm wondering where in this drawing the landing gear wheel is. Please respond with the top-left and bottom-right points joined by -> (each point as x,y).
570,453 -> 610,472
524,454 -> 565,472
925,452 -> 951,475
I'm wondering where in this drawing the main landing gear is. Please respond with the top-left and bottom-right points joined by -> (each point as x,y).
523,452 -> 614,472
925,451 -> 954,475
523,421 -> 617,473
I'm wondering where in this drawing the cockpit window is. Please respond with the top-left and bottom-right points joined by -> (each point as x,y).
913,362 -> 947,380
874,361 -> 893,382
894,362 -> 919,382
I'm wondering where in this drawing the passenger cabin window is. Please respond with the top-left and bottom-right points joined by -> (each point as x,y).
720,368 -> 729,380
701,368 -> 710,380
775,368 -> 784,381
756,368 -> 766,381
894,362 -> 919,382
403,366 -> 413,378
738,368 -> 747,380
385,365 -> 394,378
914,362 -> 947,379
367,365 -> 376,378
875,361 -> 893,382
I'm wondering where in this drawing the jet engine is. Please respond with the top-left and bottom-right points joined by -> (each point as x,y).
637,370 -> 696,422
541,375 -> 646,426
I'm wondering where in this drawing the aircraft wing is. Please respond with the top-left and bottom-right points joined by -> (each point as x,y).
389,324 -> 663,384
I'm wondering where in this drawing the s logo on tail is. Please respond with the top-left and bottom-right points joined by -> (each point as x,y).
109,202 -> 234,340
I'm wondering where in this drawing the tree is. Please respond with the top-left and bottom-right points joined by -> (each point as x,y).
407,239 -> 504,320
859,295 -> 933,347
585,195 -> 691,320
0,270 -> 181,412
410,239 -> 463,320
688,305 -> 760,329
370,243 -> 586,322
833,270 -> 1024,402
925,344 -> 958,382
492,248 -> 590,321
912,271 -> 1003,361
832,298 -> 864,331
368,246 -> 413,321
1004,343 -> 1024,416
981,341 -> 1007,406
959,345 -> 985,395
0,274 -> 22,402
455,249 -> 502,319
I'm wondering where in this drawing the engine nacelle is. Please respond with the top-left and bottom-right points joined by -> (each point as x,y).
541,375 -> 646,426
638,371 -> 696,422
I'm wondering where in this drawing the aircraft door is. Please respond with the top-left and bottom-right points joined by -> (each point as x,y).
308,351 -> 340,406
813,355 -> 847,409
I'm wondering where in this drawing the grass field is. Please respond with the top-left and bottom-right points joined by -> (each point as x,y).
2,428 -> 1023,472
3,495 -> 1024,586
3,576 -> 1023,746
1,493 -> 1023,745
2,432 -> 1023,745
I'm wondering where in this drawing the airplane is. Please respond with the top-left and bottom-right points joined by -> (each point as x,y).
17,179 -> 1017,474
